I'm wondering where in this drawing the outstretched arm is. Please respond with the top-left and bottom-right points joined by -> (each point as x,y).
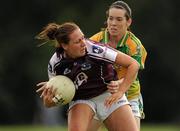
105,51 -> 139,107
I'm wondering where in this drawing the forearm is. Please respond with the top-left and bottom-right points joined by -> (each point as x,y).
118,60 -> 139,94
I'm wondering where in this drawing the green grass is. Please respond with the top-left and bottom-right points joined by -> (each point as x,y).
0,124 -> 179,131
141,124 -> 180,131
0,126 -> 66,131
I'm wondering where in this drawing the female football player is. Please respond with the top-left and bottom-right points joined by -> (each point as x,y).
90,1 -> 147,130
36,22 -> 139,131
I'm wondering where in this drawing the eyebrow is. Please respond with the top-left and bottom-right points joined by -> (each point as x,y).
73,35 -> 85,43
109,16 -> 124,19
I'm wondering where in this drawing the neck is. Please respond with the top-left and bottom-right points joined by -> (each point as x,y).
64,52 -> 72,59
109,34 -> 123,43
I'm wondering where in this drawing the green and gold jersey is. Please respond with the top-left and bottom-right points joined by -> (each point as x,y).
90,29 -> 147,100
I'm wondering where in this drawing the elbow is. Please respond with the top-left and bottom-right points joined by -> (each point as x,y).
136,61 -> 140,71
133,59 -> 140,71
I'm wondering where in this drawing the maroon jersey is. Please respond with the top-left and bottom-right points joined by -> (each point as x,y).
48,40 -> 118,100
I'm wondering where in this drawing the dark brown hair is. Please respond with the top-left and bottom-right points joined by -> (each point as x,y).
106,1 -> 132,20
36,22 -> 79,46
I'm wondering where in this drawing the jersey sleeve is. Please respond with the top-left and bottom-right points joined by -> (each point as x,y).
89,31 -> 103,42
47,53 -> 59,79
126,38 -> 147,69
86,40 -> 118,63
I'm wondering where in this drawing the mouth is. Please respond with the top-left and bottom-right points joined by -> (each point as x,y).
110,28 -> 117,32
81,48 -> 86,53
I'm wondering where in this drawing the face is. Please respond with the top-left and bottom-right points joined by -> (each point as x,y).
63,28 -> 86,59
107,8 -> 131,37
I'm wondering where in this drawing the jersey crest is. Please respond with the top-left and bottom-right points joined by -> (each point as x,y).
63,68 -> 71,75
74,72 -> 88,89
92,45 -> 104,54
81,62 -> 91,71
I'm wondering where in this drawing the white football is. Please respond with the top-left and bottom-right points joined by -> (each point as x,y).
46,75 -> 75,105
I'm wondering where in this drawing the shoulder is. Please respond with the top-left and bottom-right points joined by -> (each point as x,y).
49,52 -> 62,66
125,32 -> 147,68
125,32 -> 146,53
126,32 -> 142,47
86,40 -> 105,54
89,30 -> 104,42
86,40 -> 117,63
48,52 -> 64,77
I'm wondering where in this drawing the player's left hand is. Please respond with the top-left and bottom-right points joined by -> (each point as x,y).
107,78 -> 124,93
107,80 -> 120,94
104,91 -> 124,108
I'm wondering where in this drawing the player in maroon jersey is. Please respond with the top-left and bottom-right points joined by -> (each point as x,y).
36,22 -> 139,131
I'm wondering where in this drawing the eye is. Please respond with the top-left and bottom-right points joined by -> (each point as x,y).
82,35 -> 86,40
117,17 -> 125,21
81,36 -> 84,40
73,36 -> 85,44
108,16 -> 113,21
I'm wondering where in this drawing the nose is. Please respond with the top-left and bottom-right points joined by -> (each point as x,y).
80,38 -> 86,47
111,19 -> 117,26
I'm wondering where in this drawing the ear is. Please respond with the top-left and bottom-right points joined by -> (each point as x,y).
127,18 -> 132,27
61,43 -> 68,50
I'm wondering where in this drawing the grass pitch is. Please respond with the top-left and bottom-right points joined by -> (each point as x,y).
0,124 -> 179,131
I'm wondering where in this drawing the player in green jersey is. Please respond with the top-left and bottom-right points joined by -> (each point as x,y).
89,1 -> 147,130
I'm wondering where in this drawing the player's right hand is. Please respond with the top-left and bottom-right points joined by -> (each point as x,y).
36,81 -> 57,107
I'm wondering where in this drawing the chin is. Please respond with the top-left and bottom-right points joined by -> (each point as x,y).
81,53 -> 85,57
74,53 -> 84,58
109,31 -> 118,36
80,52 -> 86,57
